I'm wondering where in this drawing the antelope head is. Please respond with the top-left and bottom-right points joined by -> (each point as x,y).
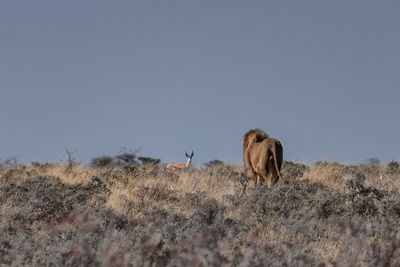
185,151 -> 194,167
185,151 -> 194,160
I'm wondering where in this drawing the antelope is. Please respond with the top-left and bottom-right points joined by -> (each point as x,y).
167,151 -> 194,169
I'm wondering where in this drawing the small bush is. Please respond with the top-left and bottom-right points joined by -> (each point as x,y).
1,156 -> 19,167
281,161 -> 309,182
367,158 -> 381,166
138,157 -> 161,165
115,153 -> 137,164
386,161 -> 400,174
91,156 -> 114,167
204,160 -> 225,168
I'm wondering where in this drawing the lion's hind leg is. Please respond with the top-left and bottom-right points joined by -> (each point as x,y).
269,165 -> 279,185
249,174 -> 257,184
256,164 -> 269,186
246,169 -> 258,184
264,154 -> 275,187
256,174 -> 264,184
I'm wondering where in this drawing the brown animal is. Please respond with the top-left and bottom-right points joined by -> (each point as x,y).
167,151 -> 194,170
243,129 -> 283,186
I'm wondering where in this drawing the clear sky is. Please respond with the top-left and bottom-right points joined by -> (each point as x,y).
1,1 -> 400,166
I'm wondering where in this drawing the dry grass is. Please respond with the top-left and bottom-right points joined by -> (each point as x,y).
302,160 -> 400,194
1,160 -> 400,265
301,161 -> 351,189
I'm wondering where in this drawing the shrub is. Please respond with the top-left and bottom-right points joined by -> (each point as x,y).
386,161 -> 400,174
115,153 -> 137,164
138,157 -> 161,165
91,156 -> 114,167
367,158 -> 381,166
280,161 -> 309,182
204,160 -> 225,168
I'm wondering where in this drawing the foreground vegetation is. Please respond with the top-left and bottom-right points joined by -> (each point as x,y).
1,159 -> 400,266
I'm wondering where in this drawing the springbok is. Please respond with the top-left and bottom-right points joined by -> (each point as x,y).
167,151 -> 194,169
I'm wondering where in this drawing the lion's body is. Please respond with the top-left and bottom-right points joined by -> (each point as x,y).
243,129 -> 283,186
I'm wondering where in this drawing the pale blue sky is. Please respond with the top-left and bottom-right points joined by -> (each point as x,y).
1,1 -> 400,165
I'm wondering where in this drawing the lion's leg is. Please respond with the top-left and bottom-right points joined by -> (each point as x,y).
265,173 -> 273,187
265,155 -> 274,186
250,174 -> 257,184
256,175 -> 261,184
266,160 -> 276,186
246,171 -> 257,184
270,164 -> 278,185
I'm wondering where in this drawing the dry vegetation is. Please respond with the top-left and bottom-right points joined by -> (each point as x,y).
1,159 -> 400,266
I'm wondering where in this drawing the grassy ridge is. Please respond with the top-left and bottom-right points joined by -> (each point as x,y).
1,161 -> 400,266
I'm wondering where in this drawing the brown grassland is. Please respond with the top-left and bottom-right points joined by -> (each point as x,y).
1,159 -> 400,266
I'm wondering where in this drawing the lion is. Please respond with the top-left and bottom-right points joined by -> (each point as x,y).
243,129 -> 283,186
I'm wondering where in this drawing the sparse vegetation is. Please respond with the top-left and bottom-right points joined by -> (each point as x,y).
91,155 -> 115,167
115,153 -> 137,165
204,159 -> 225,168
137,156 -> 161,165
1,160 -> 400,265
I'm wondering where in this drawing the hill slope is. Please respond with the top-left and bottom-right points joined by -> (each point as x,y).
1,161 -> 400,266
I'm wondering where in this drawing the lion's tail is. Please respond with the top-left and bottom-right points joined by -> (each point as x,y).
272,141 -> 283,181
